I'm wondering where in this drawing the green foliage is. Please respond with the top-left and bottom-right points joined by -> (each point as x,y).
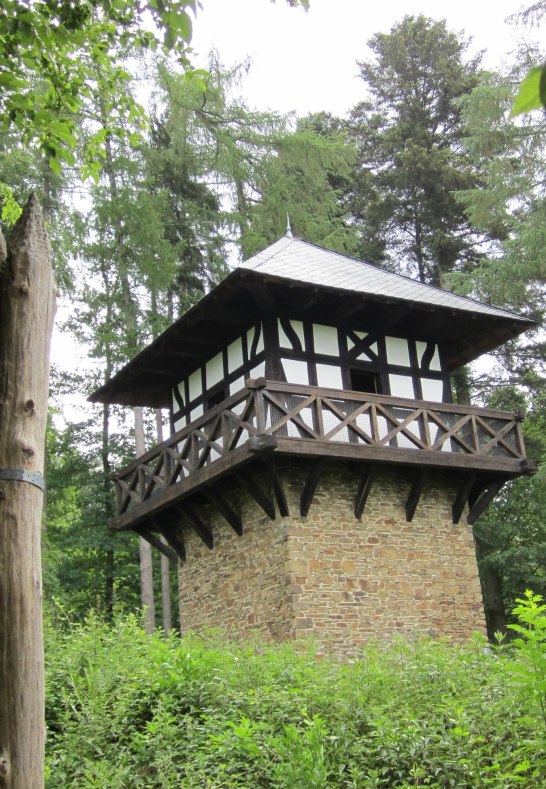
347,15 -> 485,284
244,116 -> 360,259
45,604 -> 546,788
44,409 -> 141,618
508,591 -> 546,734
0,0 -> 199,173
512,65 -> 546,116
0,181 -> 21,225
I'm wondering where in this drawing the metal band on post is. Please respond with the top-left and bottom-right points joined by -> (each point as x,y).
0,469 -> 45,491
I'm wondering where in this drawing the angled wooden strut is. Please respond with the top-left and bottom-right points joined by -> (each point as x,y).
138,528 -> 178,563
354,465 -> 378,520
265,455 -> 289,517
300,459 -> 324,516
178,504 -> 214,549
150,514 -> 187,562
160,526 -> 187,562
452,473 -> 478,524
204,486 -> 243,536
236,471 -> 276,520
405,468 -> 429,522
466,479 -> 505,525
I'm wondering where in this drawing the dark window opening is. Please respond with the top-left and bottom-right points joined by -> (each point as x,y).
349,369 -> 379,394
206,386 -> 228,411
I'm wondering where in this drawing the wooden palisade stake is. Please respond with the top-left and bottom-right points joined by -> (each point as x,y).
0,195 -> 55,788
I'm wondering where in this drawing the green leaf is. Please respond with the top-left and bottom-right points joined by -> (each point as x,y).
511,67 -> 546,117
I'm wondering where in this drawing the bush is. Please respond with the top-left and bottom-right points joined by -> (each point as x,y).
45,597 -> 546,787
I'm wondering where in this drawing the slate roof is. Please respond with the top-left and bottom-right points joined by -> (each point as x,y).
240,236 -> 526,323
89,234 -> 535,408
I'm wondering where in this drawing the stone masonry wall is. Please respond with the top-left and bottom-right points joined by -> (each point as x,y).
178,463 -> 486,655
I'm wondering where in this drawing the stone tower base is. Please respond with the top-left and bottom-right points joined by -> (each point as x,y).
177,463 -> 486,656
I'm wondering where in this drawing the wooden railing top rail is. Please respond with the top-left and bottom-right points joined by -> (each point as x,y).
112,379 -> 526,481
262,379 -> 525,421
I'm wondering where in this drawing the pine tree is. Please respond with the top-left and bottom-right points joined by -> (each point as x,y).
347,15 -> 485,286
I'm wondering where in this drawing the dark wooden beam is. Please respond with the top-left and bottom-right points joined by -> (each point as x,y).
236,472 -> 276,520
300,459 -> 324,517
138,528 -> 178,563
204,487 -> 243,536
243,279 -> 277,314
266,456 -> 289,517
159,526 -> 186,562
405,469 -> 429,522
354,465 -> 377,520
452,473 -> 478,524
467,480 -> 505,525
177,504 -> 214,549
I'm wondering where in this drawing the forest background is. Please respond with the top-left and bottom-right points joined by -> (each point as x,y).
1,0 -> 546,640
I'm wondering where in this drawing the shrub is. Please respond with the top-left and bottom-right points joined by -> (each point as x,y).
45,600 -> 546,787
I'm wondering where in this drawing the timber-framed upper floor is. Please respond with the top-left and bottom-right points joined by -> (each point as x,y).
109,379 -> 535,560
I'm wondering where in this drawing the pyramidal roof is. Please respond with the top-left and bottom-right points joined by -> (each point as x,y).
89,234 -> 535,408
240,235 -> 525,323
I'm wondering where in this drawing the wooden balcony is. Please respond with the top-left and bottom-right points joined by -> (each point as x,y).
109,379 -> 535,560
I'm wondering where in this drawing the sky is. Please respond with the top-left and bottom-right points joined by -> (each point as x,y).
189,0 -> 531,118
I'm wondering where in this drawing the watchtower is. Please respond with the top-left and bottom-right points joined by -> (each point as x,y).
91,234 -> 535,652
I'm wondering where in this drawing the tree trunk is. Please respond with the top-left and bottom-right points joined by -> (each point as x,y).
0,195 -> 55,788
155,409 -> 172,635
474,535 -> 507,640
135,406 -> 155,633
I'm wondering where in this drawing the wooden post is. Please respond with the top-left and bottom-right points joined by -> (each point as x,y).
0,195 -> 55,788
134,405 -> 155,634
155,409 -> 172,636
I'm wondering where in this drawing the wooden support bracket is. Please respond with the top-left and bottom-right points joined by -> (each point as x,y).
178,504 -> 214,549
354,465 -> 377,520
155,519 -> 187,562
266,456 -> 289,517
138,528 -> 178,563
405,469 -> 429,522
236,472 -> 276,520
467,479 -> 505,525
300,459 -> 324,517
452,473 -> 478,524
205,487 -> 243,536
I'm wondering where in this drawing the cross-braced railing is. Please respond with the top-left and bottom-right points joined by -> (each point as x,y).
111,379 -> 529,518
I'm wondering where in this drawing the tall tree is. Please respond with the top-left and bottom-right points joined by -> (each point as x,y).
347,15 -> 485,286
243,114 -> 360,259
455,60 -> 546,634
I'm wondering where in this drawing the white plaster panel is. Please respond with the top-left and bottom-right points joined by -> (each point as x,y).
281,358 -> 309,385
421,378 -> 444,403
173,417 -> 185,433
389,374 -> 415,399
189,403 -> 203,422
354,330 -> 367,340
227,337 -> 244,372
205,352 -> 224,389
415,341 -> 442,371
385,336 -> 411,367
278,319 -> 305,350
247,326 -> 255,356
188,369 -> 202,402
316,363 -> 343,389
250,361 -> 266,379
255,323 -> 264,353
313,324 -> 339,356
229,376 -> 246,395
